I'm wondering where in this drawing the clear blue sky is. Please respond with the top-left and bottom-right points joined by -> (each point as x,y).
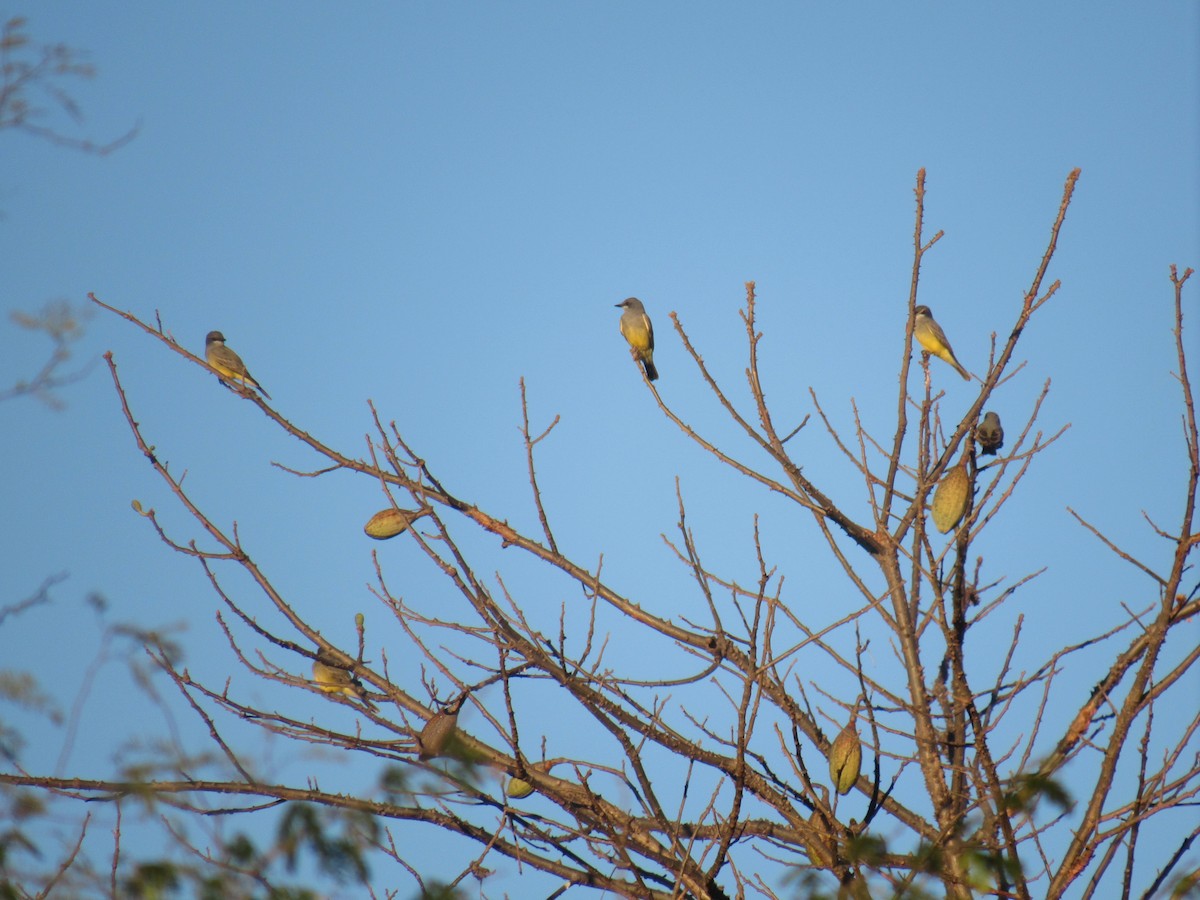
3,3 -> 1198,896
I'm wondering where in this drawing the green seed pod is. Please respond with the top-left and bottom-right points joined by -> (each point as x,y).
931,461 -> 970,534
505,776 -> 535,799
829,725 -> 862,795
364,507 -> 430,540
505,761 -> 553,800
803,810 -> 835,868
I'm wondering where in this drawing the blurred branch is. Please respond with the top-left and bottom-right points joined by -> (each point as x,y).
0,571 -> 67,625
1,300 -> 94,408
0,16 -> 139,155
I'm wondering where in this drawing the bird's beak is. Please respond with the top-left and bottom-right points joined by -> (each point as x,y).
614,302 -> 623,308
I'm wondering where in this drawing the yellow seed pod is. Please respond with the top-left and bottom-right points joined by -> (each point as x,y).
829,725 -> 862,795
505,761 -> 552,800
505,776 -> 535,799
363,507 -> 429,540
931,462 -> 970,534
418,706 -> 460,760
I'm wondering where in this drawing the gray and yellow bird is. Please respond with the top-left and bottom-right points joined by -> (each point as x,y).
205,330 -> 271,398
312,657 -> 376,710
615,297 -> 658,381
913,306 -> 970,381
976,411 -> 1004,456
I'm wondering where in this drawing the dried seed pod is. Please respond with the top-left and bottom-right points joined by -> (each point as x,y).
931,460 -> 970,534
418,705 -> 461,760
829,725 -> 862,795
363,507 -> 430,540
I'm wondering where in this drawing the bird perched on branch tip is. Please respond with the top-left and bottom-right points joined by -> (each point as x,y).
616,297 -> 658,382
913,306 -> 970,381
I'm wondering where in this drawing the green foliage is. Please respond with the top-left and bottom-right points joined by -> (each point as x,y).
0,672 -> 50,708
1170,868 -> 1200,898
1002,771 -> 1073,816
0,787 -> 42,878
264,889 -> 319,900
963,846 -> 1024,890
380,764 -> 413,801
123,862 -> 180,899
841,832 -> 887,868
225,833 -> 257,866
278,803 -> 374,885
412,883 -> 469,900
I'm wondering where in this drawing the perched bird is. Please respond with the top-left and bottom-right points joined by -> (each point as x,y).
205,330 -> 271,398
312,658 -> 376,709
615,297 -> 658,381
976,411 -> 1004,456
913,306 -> 970,381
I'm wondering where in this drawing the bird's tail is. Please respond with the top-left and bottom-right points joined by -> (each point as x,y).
643,360 -> 659,382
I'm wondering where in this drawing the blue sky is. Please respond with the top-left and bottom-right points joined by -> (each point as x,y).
3,3 -> 1198,896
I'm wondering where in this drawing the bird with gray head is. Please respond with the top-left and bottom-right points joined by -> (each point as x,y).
205,330 -> 271,399
976,411 -> 1004,456
913,305 -> 970,381
615,297 -> 658,382
311,657 -> 376,710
